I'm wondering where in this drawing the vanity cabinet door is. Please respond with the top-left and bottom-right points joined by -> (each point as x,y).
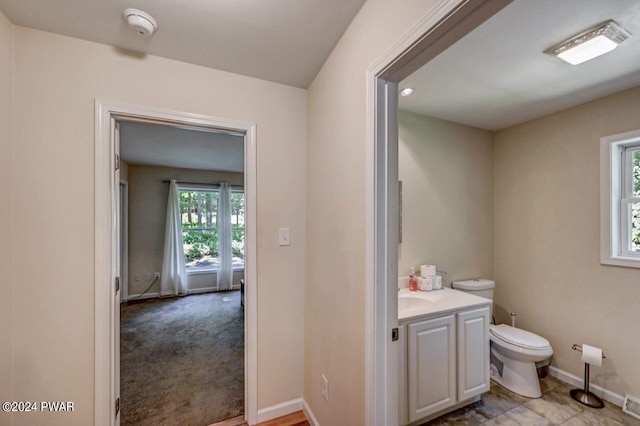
457,306 -> 491,401
407,314 -> 456,422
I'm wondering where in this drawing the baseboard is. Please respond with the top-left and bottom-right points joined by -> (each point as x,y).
256,398 -> 303,424
302,399 -> 320,426
188,286 -> 220,295
124,286 -> 241,301
123,291 -> 160,301
548,366 -> 624,407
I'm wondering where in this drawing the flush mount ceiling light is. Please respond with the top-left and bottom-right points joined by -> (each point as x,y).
545,20 -> 631,65
123,8 -> 158,36
399,88 -> 415,97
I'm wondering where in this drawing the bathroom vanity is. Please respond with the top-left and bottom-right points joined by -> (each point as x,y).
398,288 -> 492,425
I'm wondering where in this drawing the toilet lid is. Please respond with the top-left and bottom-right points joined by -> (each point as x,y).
490,324 -> 551,350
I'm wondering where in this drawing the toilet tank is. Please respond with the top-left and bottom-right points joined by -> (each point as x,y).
451,279 -> 495,300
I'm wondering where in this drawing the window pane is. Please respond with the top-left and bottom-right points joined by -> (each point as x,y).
179,190 -> 218,229
231,192 -> 245,269
179,188 -> 244,270
183,229 -> 220,269
231,192 -> 245,228
632,202 -> 640,252
634,150 -> 640,198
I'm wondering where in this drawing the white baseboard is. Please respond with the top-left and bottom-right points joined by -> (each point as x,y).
124,286 -> 241,302
303,399 -> 320,426
188,286 -> 219,295
256,398 -> 303,424
548,366 -> 624,407
123,291 -> 160,301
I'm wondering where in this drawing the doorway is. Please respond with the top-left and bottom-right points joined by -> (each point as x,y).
117,120 -> 246,424
365,1 -> 511,424
95,100 -> 258,426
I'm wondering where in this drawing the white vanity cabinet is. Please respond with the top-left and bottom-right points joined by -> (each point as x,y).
407,314 -> 457,422
399,304 -> 490,425
457,307 -> 491,401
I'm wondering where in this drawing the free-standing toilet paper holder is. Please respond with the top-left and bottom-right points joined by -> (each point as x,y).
570,343 -> 606,408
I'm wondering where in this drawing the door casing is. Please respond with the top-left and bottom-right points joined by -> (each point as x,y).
95,100 -> 258,426
365,1 -> 512,424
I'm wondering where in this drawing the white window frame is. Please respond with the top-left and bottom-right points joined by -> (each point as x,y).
178,184 -> 246,274
600,129 -> 640,268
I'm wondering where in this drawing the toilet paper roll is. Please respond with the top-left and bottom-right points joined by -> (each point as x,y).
434,275 -> 442,290
420,265 -> 436,277
581,344 -> 603,367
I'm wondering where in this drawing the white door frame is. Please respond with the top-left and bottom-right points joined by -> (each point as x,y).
95,99 -> 258,426
119,181 -> 128,302
365,1 -> 512,424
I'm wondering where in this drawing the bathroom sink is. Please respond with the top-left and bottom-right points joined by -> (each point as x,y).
397,287 -> 492,322
398,296 -> 428,311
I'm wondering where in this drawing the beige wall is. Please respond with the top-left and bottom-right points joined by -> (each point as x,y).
304,1 -> 440,424
398,110 -> 494,285
127,165 -> 244,296
120,158 -> 129,182
494,85 -> 640,397
0,9 -> 13,412
10,26 -> 306,424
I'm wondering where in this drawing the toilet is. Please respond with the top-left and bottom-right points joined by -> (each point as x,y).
451,279 -> 553,398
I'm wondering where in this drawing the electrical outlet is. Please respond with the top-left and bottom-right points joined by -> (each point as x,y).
322,374 -> 329,402
134,274 -> 140,281
146,272 -> 152,280
154,272 -> 160,279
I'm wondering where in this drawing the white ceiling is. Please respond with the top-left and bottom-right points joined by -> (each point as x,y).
399,0 -> 640,131
119,122 -> 244,172
0,0 -> 366,88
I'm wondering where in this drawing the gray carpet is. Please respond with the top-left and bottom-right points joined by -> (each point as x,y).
120,291 -> 244,426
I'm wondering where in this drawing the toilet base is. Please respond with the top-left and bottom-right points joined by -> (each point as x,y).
490,349 -> 543,398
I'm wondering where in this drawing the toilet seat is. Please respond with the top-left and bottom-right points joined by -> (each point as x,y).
490,324 -> 551,351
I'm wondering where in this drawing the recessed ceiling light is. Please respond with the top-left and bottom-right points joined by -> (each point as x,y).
545,20 -> 630,65
399,88 -> 415,97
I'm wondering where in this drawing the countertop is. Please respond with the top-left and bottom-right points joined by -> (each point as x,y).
398,287 -> 492,323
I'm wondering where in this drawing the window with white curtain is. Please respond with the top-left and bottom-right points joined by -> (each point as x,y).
178,186 -> 245,272
600,130 -> 640,268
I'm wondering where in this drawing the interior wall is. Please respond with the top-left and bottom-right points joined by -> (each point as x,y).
0,9 -> 13,415
304,0 -> 441,424
127,164 -> 244,296
398,110 -> 494,285
11,26 -> 306,425
494,85 -> 640,398
120,159 -> 129,182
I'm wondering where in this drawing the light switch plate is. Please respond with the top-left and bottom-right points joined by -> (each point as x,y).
278,228 -> 290,246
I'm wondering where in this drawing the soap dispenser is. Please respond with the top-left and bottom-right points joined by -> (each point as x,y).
409,268 -> 418,292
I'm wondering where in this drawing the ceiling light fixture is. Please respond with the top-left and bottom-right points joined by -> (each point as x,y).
400,88 -> 415,97
545,20 -> 630,65
123,8 -> 158,37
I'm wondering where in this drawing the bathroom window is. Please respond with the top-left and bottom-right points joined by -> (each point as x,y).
621,145 -> 640,255
600,130 -> 640,268
178,187 -> 245,272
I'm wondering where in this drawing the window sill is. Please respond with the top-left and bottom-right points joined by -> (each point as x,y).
187,267 -> 245,275
600,255 -> 640,269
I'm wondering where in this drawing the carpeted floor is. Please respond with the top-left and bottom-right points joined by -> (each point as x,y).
120,291 -> 244,426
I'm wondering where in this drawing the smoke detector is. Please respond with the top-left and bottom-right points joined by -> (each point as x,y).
123,8 -> 158,36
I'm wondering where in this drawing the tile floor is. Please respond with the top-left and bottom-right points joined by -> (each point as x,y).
423,376 -> 640,425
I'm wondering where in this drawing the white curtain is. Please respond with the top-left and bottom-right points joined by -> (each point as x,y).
161,179 -> 188,296
217,182 -> 233,291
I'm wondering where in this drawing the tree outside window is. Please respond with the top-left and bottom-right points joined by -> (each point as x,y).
179,188 -> 245,270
